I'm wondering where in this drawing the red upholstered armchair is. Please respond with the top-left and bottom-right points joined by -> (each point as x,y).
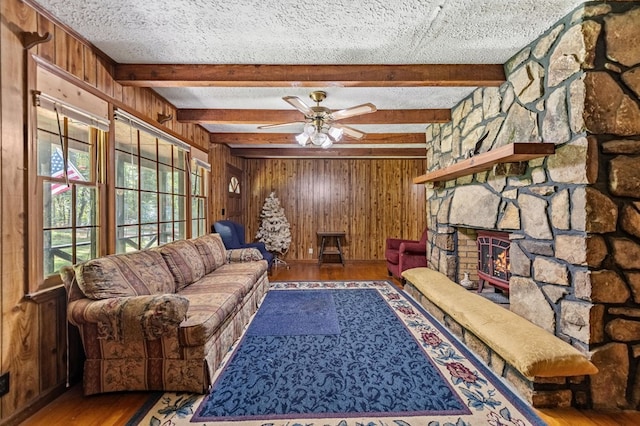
385,228 -> 428,282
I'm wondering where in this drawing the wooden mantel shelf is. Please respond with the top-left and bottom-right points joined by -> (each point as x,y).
413,143 -> 555,184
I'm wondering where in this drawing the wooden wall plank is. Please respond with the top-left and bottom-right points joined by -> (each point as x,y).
1,0 -> 40,418
36,14 -> 54,62
82,44 -> 97,87
244,159 -> 427,261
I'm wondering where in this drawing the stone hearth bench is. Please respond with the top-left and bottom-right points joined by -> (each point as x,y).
402,267 -> 598,409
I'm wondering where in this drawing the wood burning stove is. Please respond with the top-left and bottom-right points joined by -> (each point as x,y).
476,230 -> 511,293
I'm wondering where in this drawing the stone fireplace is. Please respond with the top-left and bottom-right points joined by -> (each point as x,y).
423,2 -> 640,410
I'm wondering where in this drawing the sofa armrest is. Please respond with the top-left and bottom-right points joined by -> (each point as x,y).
68,294 -> 189,342
399,241 -> 426,255
386,238 -> 404,251
226,247 -> 263,263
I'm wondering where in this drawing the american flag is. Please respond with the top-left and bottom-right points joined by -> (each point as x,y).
50,148 -> 84,195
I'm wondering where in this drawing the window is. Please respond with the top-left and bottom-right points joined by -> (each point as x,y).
34,92 -> 108,286
114,109 -> 190,253
228,176 -> 240,194
190,157 -> 210,238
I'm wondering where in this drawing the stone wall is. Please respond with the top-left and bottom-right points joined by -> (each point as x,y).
424,2 -> 640,409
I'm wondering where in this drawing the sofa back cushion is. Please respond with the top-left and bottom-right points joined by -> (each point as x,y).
75,250 -> 175,299
157,240 -> 206,291
192,233 -> 227,274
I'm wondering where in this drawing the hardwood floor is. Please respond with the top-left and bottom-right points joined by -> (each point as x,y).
19,261 -> 640,425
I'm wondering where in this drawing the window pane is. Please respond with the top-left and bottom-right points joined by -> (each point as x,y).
173,169 -> 185,195
115,120 -> 138,156
174,195 -> 185,221
175,149 -> 186,171
116,151 -> 138,189
174,221 -> 185,240
43,182 -> 72,228
117,225 -> 139,253
43,229 -> 72,276
76,186 -> 97,227
141,224 -> 159,249
37,108 -> 58,134
75,226 -> 97,263
158,163 -> 173,193
229,176 -> 240,194
37,130 -> 60,177
140,192 -> 158,224
190,171 -> 199,196
67,138 -> 91,182
159,193 -> 172,222
116,189 -> 139,225
139,132 -> 157,161
140,158 -> 157,192
191,198 -> 199,219
160,222 -> 173,244
67,119 -> 91,146
157,140 -> 172,166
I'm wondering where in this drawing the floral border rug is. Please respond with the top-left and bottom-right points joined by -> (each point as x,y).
127,280 -> 545,426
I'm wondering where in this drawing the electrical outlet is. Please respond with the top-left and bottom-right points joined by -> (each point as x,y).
308,248 -> 313,255
0,372 -> 9,397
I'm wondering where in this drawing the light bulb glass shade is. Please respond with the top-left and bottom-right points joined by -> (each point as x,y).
321,138 -> 333,149
327,126 -> 343,141
311,132 -> 328,146
295,132 -> 310,146
303,123 -> 316,136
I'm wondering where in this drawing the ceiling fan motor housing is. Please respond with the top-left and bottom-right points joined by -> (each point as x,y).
309,91 -> 327,103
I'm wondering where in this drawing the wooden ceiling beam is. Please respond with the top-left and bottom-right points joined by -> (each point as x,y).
114,64 -> 505,87
211,133 -> 425,145
179,108 -> 450,124
230,147 -> 427,158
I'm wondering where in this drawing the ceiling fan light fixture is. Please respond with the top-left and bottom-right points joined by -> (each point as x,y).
311,132 -> 328,146
303,122 -> 317,136
327,126 -> 343,142
295,132 -> 310,146
321,138 -> 333,149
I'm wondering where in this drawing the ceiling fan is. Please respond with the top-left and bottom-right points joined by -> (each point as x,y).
258,91 -> 377,148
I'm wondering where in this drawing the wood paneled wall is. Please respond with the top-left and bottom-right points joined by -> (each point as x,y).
244,159 -> 427,261
0,0 -> 210,421
209,144 -> 245,225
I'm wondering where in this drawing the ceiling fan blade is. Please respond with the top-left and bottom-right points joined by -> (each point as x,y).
282,96 -> 314,116
258,121 -> 305,129
330,103 -> 377,121
331,123 -> 365,139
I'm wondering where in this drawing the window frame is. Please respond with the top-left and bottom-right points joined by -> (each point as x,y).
27,58 -> 204,295
112,108 -> 191,254
190,157 -> 211,238
27,62 -> 110,294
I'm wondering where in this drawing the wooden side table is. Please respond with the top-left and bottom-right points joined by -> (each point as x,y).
317,231 -> 346,266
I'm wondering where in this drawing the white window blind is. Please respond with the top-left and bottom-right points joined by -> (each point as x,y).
34,91 -> 110,131
114,108 -> 191,152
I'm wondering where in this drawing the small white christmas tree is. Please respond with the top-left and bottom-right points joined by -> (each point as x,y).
256,192 -> 292,255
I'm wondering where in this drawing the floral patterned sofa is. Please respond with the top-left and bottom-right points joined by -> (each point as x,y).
60,233 -> 269,395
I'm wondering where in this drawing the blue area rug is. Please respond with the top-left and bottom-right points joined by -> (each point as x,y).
128,281 -> 546,426
246,289 -> 340,336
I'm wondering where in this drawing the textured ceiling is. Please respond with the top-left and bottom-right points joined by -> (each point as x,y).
32,0 -> 586,157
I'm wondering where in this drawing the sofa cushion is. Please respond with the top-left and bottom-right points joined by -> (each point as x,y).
192,233 -> 226,274
178,281 -> 243,346
226,247 -> 263,263
157,240 -> 206,291
212,262 -> 268,295
403,267 -> 598,379
75,250 -> 175,299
